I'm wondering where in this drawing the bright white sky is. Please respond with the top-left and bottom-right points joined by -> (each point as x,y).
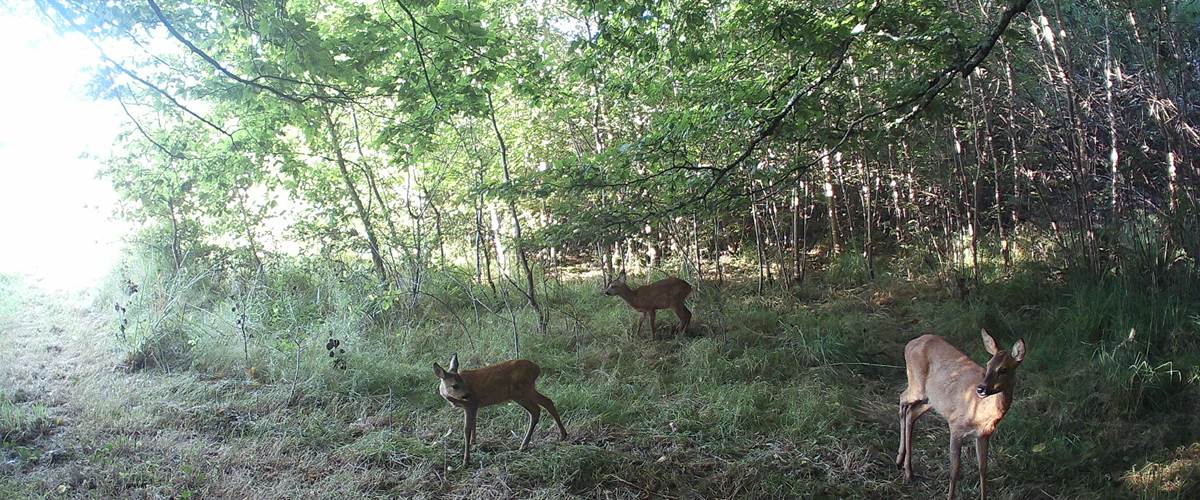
0,5 -> 128,291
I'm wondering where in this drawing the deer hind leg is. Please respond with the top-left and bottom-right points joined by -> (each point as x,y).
514,398 -> 541,451
534,390 -> 568,440
671,303 -> 692,337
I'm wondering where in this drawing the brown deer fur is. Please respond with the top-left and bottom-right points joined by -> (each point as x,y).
602,271 -> 693,338
896,330 -> 1026,500
433,354 -> 567,465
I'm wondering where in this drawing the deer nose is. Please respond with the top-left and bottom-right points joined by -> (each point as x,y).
976,384 -> 989,397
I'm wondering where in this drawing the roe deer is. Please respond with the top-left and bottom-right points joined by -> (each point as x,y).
433,353 -> 568,465
896,330 -> 1026,500
602,270 -> 693,338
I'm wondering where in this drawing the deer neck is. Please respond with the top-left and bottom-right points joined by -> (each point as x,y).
442,372 -> 484,409
613,286 -> 642,307
444,394 -> 473,408
974,383 -> 1014,436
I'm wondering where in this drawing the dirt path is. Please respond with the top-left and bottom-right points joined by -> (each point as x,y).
2,290 -> 105,495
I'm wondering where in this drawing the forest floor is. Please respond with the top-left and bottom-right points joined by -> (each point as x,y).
1,271 -> 1198,499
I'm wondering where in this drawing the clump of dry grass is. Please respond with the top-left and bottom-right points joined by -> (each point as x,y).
1124,443 -> 1200,497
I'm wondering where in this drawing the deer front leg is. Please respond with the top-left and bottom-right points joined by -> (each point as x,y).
635,312 -> 645,337
947,432 -> 963,500
649,309 -> 658,338
975,435 -> 989,500
902,408 -> 914,480
467,408 -> 477,449
672,303 -> 691,337
896,402 -> 909,469
463,408 -> 477,465
901,401 -> 927,481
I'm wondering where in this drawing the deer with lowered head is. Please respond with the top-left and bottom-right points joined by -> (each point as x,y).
602,270 -> 693,338
433,353 -> 567,465
896,329 -> 1026,500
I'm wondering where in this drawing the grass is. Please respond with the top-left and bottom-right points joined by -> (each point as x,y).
0,247 -> 1198,498
1,387 -> 53,484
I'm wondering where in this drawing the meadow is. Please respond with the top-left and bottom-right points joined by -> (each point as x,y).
3,247 -> 1198,499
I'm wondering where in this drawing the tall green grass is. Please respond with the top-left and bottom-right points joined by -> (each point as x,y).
85,237 -> 1200,497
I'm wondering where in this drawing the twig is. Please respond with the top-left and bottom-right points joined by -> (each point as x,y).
605,474 -> 678,500
819,362 -> 904,369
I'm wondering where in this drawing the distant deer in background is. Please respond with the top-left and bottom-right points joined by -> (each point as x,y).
433,353 -> 568,465
896,330 -> 1026,500
602,270 -> 693,338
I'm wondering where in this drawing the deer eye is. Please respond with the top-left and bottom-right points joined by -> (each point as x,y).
997,368 -> 1008,375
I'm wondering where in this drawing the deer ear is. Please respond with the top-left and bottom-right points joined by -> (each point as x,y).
1011,339 -> 1026,362
433,363 -> 446,379
981,329 -> 999,355
448,353 -> 460,373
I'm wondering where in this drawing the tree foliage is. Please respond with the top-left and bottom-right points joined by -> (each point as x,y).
38,0 -> 1200,291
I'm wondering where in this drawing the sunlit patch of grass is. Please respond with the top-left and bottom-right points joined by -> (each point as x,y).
0,274 -> 20,319
499,444 -> 628,493
0,389 -> 52,445
822,251 -> 873,286
0,475 -> 35,499
1124,443 -> 1200,498
339,429 -> 440,466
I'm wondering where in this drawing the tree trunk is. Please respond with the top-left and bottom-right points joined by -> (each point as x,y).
323,107 -> 388,284
165,195 -> 182,271
823,152 -> 841,255
486,91 -> 541,328
750,192 -> 766,293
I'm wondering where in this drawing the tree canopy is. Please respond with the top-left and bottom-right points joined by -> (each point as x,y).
37,0 -> 1200,297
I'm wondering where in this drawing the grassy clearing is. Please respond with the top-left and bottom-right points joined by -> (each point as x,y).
1,251 -> 1198,498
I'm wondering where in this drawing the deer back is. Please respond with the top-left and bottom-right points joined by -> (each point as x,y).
459,359 -> 541,407
630,277 -> 692,310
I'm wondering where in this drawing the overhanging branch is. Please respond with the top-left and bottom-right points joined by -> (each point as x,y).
145,0 -> 351,105
602,0 -> 1034,230
898,0 -> 1035,122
